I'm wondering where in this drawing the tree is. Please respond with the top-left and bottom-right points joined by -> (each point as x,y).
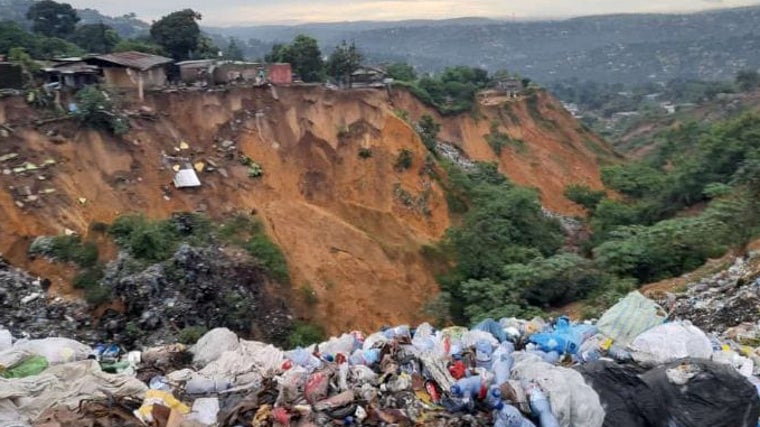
0,21 -> 36,55
564,184 -> 606,212
8,47 -> 38,85
736,70 -> 760,92
113,38 -> 166,55
150,9 -> 202,60
193,35 -> 219,59
386,62 -> 416,81
270,35 -> 324,82
224,38 -> 244,61
71,23 -> 120,53
327,40 -> 362,87
26,0 -> 80,39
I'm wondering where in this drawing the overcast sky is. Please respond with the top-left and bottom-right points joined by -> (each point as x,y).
65,0 -> 760,26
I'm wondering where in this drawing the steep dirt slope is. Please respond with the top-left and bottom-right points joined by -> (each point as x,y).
0,86 -> 612,333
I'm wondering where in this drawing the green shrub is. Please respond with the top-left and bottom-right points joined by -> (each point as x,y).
564,184 -> 606,212
178,326 -> 208,344
109,215 -> 180,261
358,147 -> 373,159
245,234 -> 290,283
288,322 -> 325,348
417,115 -> 440,152
29,235 -> 99,268
300,284 -> 319,306
248,162 -> 263,178
73,266 -> 105,289
72,86 -> 129,135
394,149 -> 413,171
84,284 -> 111,306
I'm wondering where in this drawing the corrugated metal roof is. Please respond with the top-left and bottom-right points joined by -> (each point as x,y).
44,63 -> 100,74
176,59 -> 215,67
90,51 -> 173,71
173,168 -> 201,188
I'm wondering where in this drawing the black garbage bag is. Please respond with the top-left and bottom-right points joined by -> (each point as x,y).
640,359 -> 760,427
576,360 -> 665,427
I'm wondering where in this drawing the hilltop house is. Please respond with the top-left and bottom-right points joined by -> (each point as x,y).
350,66 -> 387,87
84,51 -> 173,100
176,60 -> 292,86
494,78 -> 525,98
43,62 -> 100,90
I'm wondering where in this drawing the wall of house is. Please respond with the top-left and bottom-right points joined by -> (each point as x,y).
212,64 -> 262,84
102,67 -> 167,89
268,64 -> 292,85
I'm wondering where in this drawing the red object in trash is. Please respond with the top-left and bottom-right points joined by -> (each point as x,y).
449,360 -> 466,379
425,381 -> 441,403
305,372 -> 330,404
272,407 -> 291,425
281,360 -> 292,371
335,353 -> 347,365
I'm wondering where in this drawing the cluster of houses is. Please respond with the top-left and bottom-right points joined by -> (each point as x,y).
0,51 -> 293,100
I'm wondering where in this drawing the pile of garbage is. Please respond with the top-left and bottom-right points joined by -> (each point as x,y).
663,257 -> 760,335
2,290 -> 760,427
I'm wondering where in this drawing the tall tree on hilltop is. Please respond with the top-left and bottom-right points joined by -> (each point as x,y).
71,23 -> 120,53
327,40 -> 362,88
266,35 -> 324,82
26,0 -> 80,39
224,38 -> 245,61
150,9 -> 202,60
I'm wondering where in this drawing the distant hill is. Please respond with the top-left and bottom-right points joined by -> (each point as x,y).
208,6 -> 760,84
0,0 -> 149,38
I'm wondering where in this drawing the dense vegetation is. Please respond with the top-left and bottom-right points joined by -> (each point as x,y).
423,110 -> 760,323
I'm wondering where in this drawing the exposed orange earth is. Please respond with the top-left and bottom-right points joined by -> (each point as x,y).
0,85 -> 613,333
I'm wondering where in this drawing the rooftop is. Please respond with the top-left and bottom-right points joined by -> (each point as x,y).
87,51 -> 173,71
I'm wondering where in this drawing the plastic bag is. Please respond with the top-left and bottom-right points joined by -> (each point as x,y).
0,355 -> 48,379
0,330 -> 11,352
12,338 -> 90,364
597,291 -> 667,346
629,322 -> 712,366
191,328 -> 240,367
511,352 -> 604,427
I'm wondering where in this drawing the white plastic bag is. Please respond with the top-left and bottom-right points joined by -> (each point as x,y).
12,338 -> 90,364
511,352 -> 605,427
597,291 -> 666,346
191,328 -> 240,367
629,322 -> 712,366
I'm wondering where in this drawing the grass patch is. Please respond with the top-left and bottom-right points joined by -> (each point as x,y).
485,122 -> 527,155
245,234 -> 290,283
358,147 -> 373,159
300,283 -> 319,306
394,149 -> 413,171
178,326 -> 208,344
288,321 -> 325,348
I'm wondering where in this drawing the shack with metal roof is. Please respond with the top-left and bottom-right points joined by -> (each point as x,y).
84,51 -> 173,100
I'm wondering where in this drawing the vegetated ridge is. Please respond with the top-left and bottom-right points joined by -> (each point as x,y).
0,85 -> 611,334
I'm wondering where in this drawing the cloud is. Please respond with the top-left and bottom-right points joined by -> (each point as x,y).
65,0 -> 760,25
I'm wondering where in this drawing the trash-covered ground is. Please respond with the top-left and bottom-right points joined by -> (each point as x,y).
0,243 -> 293,348
3,288 -> 760,427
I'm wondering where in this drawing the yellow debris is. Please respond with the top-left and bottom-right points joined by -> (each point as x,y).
194,162 -> 205,173
179,141 -> 189,150
172,164 -> 181,172
78,197 -> 87,205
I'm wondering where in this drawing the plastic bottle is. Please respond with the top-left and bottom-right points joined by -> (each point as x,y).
492,354 -> 514,386
474,339 -> 495,370
450,375 -> 487,400
288,348 -> 322,372
493,402 -> 537,427
527,387 -> 560,427
348,348 -> 381,366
